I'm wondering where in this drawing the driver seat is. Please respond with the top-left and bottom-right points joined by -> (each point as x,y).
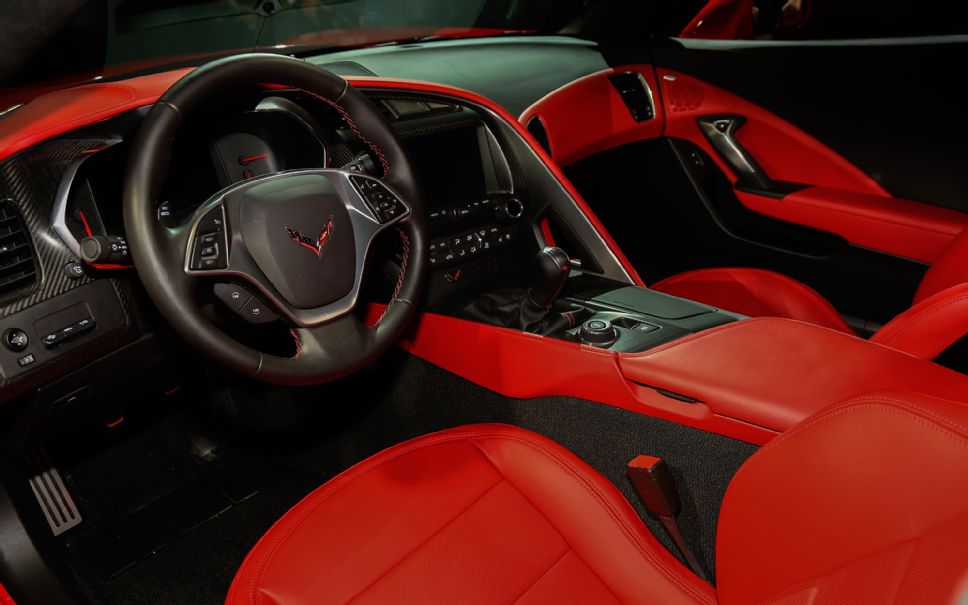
227,391 -> 968,604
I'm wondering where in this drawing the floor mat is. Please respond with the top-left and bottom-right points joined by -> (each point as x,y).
56,351 -> 756,603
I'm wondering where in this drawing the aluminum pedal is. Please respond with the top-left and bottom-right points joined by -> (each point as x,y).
25,448 -> 82,536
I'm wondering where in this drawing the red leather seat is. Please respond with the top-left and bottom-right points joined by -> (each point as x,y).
652,227 -> 968,357
227,391 -> 968,604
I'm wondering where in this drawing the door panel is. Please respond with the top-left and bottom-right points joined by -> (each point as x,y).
651,37 -> 968,212
656,67 -> 968,263
563,139 -> 927,325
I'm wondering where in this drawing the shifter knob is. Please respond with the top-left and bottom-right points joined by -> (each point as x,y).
527,246 -> 570,309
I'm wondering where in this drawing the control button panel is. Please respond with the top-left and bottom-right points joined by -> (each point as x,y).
429,225 -> 518,268
0,281 -> 127,383
190,206 -> 228,270
41,317 -> 96,349
427,196 -> 525,231
213,283 -> 279,324
428,198 -> 497,228
350,176 -> 407,223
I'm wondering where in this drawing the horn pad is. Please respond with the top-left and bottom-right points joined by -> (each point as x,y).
239,174 -> 356,309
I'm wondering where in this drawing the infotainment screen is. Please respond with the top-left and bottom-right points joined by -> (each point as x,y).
404,126 -> 488,208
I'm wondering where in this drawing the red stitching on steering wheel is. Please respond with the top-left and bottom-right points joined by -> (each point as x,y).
281,86 -> 407,356
379,228 -> 410,324
296,88 -> 391,176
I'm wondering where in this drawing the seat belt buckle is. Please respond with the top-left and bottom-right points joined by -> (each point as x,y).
627,455 -> 680,517
627,455 -> 709,582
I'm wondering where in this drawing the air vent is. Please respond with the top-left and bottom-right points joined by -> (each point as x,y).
376,99 -> 459,122
609,72 -> 655,122
526,116 -> 552,156
0,199 -> 38,298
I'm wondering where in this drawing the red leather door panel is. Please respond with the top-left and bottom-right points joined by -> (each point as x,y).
658,69 -> 968,264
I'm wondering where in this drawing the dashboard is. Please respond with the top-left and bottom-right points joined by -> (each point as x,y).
0,37 -> 637,423
0,83 -> 573,406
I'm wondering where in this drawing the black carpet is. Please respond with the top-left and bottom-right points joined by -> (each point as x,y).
55,351 -> 757,603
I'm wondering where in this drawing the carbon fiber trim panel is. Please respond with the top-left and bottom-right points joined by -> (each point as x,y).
0,139 -> 147,401
0,139 -> 105,315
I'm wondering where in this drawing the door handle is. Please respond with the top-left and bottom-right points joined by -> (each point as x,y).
697,116 -> 773,191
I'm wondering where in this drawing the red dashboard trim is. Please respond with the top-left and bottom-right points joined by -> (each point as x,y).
518,65 -> 665,167
370,305 -> 779,445
0,68 -> 644,286
373,306 -> 968,445
10,63 -> 968,447
0,69 -> 192,163
348,76 -> 645,286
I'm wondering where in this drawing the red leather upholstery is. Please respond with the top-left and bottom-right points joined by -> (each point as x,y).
619,318 -> 968,431
650,267 -> 854,334
717,391 -> 968,604
871,283 -> 968,359
226,424 -> 714,605
651,227 -> 968,357
230,393 -> 968,604
915,227 -> 968,304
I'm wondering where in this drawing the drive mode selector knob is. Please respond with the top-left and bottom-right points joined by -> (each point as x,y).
579,319 -> 618,347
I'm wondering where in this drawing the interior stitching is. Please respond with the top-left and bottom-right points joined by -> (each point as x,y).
379,228 -> 410,324
509,548 -> 573,604
295,88 -> 391,176
469,441 -> 630,605
466,435 -> 714,604
874,293 -> 968,346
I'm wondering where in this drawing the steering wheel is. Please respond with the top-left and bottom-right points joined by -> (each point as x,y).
123,54 -> 427,385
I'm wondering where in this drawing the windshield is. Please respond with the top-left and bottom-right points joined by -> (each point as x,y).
1,0 -> 597,93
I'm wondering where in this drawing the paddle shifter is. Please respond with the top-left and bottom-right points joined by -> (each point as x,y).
463,246 -> 573,332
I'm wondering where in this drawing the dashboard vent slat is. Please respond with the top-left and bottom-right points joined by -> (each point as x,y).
0,199 -> 38,299
609,72 -> 655,123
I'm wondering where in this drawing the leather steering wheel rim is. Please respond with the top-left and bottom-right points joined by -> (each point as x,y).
123,54 -> 427,385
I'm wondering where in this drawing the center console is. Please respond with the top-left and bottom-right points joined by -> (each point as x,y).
551,274 -> 744,352
405,125 -> 527,280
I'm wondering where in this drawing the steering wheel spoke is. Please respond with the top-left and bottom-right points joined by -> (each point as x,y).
181,169 -> 410,328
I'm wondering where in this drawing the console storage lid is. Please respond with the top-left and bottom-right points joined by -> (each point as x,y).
618,317 -> 968,431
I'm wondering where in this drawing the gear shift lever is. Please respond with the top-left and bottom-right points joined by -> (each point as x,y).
526,247 -> 571,310
462,246 -> 572,332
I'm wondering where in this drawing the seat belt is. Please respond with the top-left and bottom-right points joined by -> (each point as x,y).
627,455 -> 709,582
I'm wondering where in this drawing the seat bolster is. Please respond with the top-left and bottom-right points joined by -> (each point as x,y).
717,391 -> 968,605
651,268 -> 854,334
871,282 -> 968,359
915,226 -> 968,303
467,428 -> 716,605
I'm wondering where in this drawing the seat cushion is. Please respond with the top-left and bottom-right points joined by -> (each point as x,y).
226,424 -> 713,605
651,267 -> 854,334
